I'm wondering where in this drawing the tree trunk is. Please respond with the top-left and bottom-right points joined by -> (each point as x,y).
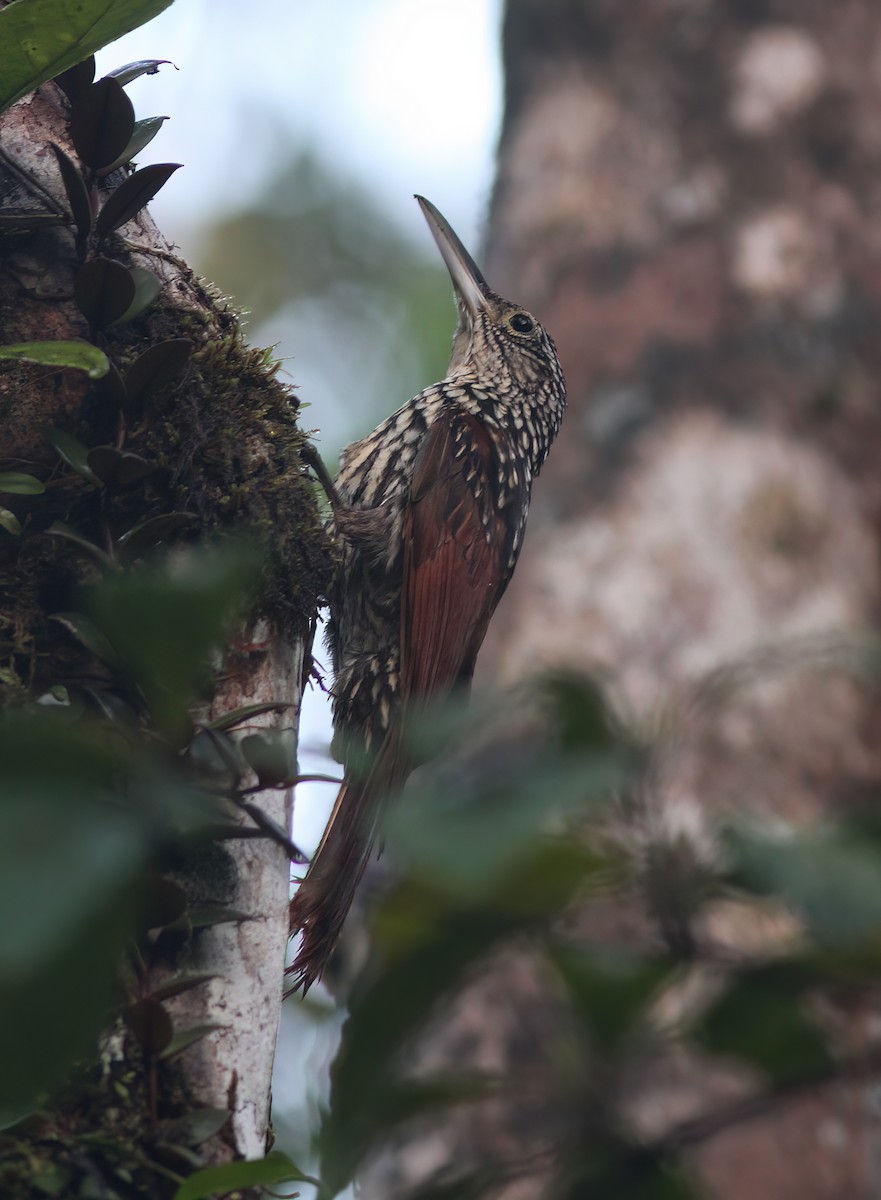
0,77 -> 325,1187
363,1 -> 881,1196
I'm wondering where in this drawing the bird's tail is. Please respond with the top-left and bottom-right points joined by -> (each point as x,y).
286,731 -> 406,993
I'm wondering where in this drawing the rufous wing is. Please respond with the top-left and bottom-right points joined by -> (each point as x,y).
400,409 -> 520,705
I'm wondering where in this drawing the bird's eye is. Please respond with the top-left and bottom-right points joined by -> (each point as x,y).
508,312 -> 535,335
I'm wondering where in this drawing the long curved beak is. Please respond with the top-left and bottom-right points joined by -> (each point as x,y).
415,195 -> 489,320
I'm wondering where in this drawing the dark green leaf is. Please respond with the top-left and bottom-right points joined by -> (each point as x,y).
160,1023 -> 225,1062
542,670 -> 621,754
84,543 -> 262,741
549,944 -> 673,1051
87,445 -> 155,487
97,114 -> 169,176
74,257 -> 136,329
0,472 -> 44,495
117,512 -> 197,562
694,963 -> 830,1084
70,77 -> 134,170
126,997 -> 173,1054
95,162 -> 181,238
556,1153 -> 701,1200
49,611 -> 120,665
46,427 -> 100,482
0,508 -> 21,536
241,727 -> 297,786
123,337 -> 193,409
0,340 -> 108,377
94,357 -> 127,407
0,1 -> 174,113
112,266 -> 162,326
46,525 -> 118,571
54,56 -> 95,103
0,712 -> 142,1108
105,58 -> 172,86
172,1150 -> 318,1200
50,143 -> 92,239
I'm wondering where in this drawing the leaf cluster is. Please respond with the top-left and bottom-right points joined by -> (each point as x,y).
308,668 -> 881,1200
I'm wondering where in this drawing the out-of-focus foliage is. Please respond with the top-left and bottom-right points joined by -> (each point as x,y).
0,541 -> 313,1193
0,0 -> 173,113
0,543 -> 252,1114
196,150 -> 456,448
303,664 -> 881,1200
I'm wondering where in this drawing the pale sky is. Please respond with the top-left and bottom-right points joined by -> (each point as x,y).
97,0 -> 503,248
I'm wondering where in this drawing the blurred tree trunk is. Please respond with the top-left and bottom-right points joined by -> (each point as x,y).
0,79 -> 324,1183
363,1 -> 881,1197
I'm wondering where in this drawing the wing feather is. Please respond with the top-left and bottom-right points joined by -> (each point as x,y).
400,410 -> 518,703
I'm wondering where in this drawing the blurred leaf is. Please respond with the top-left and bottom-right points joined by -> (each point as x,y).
693,963 -> 830,1084
50,143 -> 92,239
0,712 -> 142,1108
84,542 -> 262,741
96,162 -> 181,238
556,1153 -> 701,1200
138,873 -> 187,930
321,889 -> 516,1194
70,76 -> 134,170
550,944 -> 673,1053
241,727 -> 297,786
126,997 -> 173,1054
386,728 -> 625,900
0,508 -> 21,536
74,257 -> 136,329
727,824 -> 881,945
0,340 -> 108,378
86,445 -> 155,487
172,1150 -> 318,1200
0,0 -> 174,113
542,671 -> 621,755
105,58 -> 172,86
403,1170 -> 498,1200
123,337 -> 193,410
0,472 -> 44,495
111,266 -> 162,326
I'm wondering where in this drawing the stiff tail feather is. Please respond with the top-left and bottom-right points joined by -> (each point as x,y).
286,731 -> 405,992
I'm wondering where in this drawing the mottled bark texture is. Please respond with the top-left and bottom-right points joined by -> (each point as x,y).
363,2 -> 881,1197
0,82 -> 325,1164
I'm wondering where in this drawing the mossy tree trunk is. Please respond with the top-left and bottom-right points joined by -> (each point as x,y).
0,76 -> 325,1191
363,1 -> 881,1197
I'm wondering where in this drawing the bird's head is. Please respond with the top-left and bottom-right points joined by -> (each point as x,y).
416,195 -> 563,399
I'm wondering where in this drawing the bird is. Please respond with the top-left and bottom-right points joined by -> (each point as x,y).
287,195 -> 566,992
